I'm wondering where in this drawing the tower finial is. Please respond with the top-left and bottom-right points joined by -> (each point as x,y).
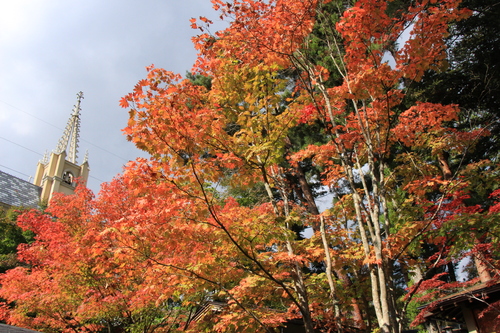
40,150 -> 49,164
83,150 -> 89,164
54,91 -> 83,163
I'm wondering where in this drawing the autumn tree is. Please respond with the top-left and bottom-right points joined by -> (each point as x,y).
120,0 -> 492,332
409,0 -> 500,163
0,183 -> 194,333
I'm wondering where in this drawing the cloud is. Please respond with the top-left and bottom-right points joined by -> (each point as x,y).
0,0 -> 226,193
0,0 -> 55,45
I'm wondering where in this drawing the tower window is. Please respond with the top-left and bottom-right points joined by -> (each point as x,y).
63,171 -> 74,185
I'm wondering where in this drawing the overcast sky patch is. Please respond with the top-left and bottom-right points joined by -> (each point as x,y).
0,0 -> 227,192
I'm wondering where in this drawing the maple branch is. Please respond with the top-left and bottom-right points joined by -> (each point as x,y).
188,161 -> 309,318
392,176 -> 467,263
145,258 -> 277,333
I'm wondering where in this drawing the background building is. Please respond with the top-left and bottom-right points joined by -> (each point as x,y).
0,92 -> 89,210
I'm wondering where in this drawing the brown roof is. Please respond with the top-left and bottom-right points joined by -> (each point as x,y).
422,282 -> 500,322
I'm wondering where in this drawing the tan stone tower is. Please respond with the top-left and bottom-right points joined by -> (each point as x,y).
33,92 -> 90,203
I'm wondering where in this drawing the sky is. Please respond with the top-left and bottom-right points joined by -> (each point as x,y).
0,0 -> 227,194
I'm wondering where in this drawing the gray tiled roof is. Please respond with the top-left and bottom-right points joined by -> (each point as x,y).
0,324 -> 41,332
0,170 -> 41,209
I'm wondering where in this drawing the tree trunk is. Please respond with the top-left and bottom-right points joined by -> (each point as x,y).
474,255 -> 492,283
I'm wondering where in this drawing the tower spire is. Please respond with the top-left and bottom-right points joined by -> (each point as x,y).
54,91 -> 83,163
